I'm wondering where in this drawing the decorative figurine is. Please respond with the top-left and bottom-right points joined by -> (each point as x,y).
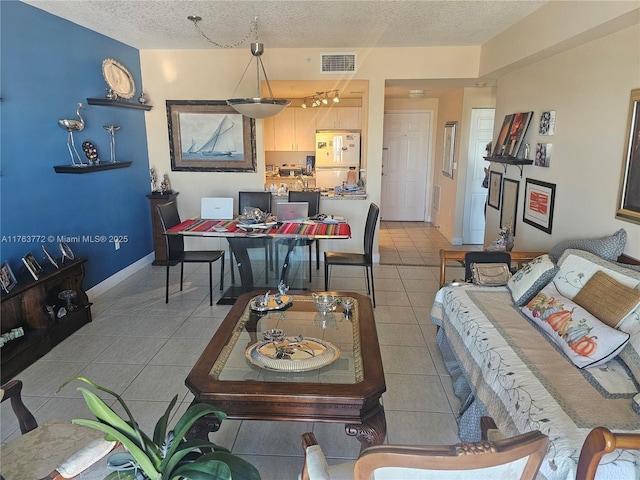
103,125 -> 120,163
523,143 -> 531,160
82,141 -> 100,166
105,88 -> 117,100
150,167 -> 158,192
58,102 -> 86,166
138,91 -> 147,104
278,280 -> 289,296
161,173 -> 172,193
487,227 -> 514,252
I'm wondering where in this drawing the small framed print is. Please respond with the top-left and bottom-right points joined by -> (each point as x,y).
22,252 -> 43,281
494,115 -> 514,156
500,178 -> 520,235
539,111 -> 556,135
487,170 -> 503,210
523,178 -> 556,234
42,244 -> 59,269
0,261 -> 17,293
535,143 -> 552,167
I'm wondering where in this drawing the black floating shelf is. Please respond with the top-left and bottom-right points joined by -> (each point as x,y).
484,156 -> 533,177
86,98 -> 152,111
54,161 -> 132,174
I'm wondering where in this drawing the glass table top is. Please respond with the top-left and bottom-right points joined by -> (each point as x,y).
210,294 -> 362,384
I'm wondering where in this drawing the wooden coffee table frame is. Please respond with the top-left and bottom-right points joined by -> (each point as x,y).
185,290 -> 386,450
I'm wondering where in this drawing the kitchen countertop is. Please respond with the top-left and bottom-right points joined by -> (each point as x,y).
271,191 -> 367,200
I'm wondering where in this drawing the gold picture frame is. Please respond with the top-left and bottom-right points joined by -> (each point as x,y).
616,88 -> 640,224
167,100 -> 256,172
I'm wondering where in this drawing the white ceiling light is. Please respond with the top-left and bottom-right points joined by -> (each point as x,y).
189,16 -> 290,119
409,89 -> 424,98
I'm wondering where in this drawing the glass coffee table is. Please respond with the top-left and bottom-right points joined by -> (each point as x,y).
185,291 -> 386,450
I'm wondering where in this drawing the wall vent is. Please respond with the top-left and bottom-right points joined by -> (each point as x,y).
433,185 -> 441,213
321,53 -> 356,73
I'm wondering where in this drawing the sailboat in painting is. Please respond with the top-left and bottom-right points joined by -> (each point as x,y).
184,115 -> 241,160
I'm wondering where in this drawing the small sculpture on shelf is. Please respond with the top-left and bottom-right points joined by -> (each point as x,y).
58,102 -> 86,167
161,173 -> 173,193
487,227 -> 514,252
103,125 -> 120,163
150,167 -> 159,193
138,91 -> 147,104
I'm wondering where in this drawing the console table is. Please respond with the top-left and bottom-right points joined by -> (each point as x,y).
1,259 -> 92,383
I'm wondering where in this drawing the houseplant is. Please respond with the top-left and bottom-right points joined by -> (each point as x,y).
60,376 -> 261,480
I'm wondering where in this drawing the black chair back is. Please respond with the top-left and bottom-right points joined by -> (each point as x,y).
464,251 -> 511,282
157,201 -> 185,260
239,191 -> 271,215
364,203 -> 380,262
289,191 -> 320,217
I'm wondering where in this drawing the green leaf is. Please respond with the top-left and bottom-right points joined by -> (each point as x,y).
72,419 -> 160,479
198,452 -> 262,480
171,458 -> 232,480
165,404 -> 226,460
153,394 -> 178,446
160,438 -> 223,475
103,472 -> 138,480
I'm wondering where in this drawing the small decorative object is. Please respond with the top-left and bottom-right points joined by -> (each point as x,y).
0,261 -> 17,293
42,244 -> 59,269
523,143 -> 530,160
161,173 -> 172,193
249,291 -> 292,312
58,289 -> 77,311
61,377 -> 260,480
57,306 -> 67,318
105,88 -> 117,100
138,91 -> 147,104
81,141 -> 100,165
0,327 -> 24,348
60,241 -> 75,263
22,252 -> 43,280
535,143 -> 552,167
342,297 -> 354,319
246,336 -> 340,372
103,125 -> 120,163
102,58 -> 135,99
58,102 -> 86,167
487,227 -> 514,252
150,167 -> 158,192
263,328 -> 285,343
312,293 -> 338,315
277,280 -> 289,296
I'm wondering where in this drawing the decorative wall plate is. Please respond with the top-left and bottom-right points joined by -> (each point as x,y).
102,58 -> 136,99
60,241 -> 75,261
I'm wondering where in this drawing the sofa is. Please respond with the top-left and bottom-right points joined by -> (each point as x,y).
431,247 -> 640,480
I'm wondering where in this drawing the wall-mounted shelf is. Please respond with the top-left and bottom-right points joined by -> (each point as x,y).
86,98 -> 152,111
484,156 -> 533,177
54,161 -> 132,174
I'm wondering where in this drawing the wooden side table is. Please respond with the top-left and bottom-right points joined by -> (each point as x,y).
147,191 -> 179,265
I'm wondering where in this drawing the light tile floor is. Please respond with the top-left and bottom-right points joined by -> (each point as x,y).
1,225 -> 468,480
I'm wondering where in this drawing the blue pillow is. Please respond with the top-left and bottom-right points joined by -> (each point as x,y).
548,229 -> 627,264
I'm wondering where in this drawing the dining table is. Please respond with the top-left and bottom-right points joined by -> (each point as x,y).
166,218 -> 351,304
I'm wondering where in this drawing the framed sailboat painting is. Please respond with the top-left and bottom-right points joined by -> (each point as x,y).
167,100 -> 256,172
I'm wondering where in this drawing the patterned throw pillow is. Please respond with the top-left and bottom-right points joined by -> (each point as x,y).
521,283 -> 630,369
617,310 -> 640,387
507,254 -> 558,306
548,229 -> 627,264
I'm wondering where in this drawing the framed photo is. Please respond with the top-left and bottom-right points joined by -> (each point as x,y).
539,110 -> 556,135
523,178 -> 556,234
167,100 -> 256,172
0,261 -> 17,293
616,88 -> 640,224
500,178 -> 520,235
22,252 -> 43,281
487,170 -> 503,210
442,121 -> 457,178
535,143 -> 552,167
505,112 -> 533,158
494,114 -> 514,156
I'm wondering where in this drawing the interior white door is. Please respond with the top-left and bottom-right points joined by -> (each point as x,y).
462,108 -> 495,244
381,112 -> 432,221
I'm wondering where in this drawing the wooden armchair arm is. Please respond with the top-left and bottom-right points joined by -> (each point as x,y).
1,379 -> 38,434
576,427 -> 640,480
301,432 -> 320,480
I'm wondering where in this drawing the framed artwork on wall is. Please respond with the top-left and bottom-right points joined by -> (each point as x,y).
487,170 -> 503,210
523,178 -> 556,234
535,143 -> 552,167
442,121 -> 457,178
505,111 -> 533,158
493,115 -> 514,156
167,100 -> 256,172
539,111 -> 556,135
616,88 -> 640,225
500,178 -> 520,235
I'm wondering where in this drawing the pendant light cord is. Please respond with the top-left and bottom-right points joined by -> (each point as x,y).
190,16 -> 258,49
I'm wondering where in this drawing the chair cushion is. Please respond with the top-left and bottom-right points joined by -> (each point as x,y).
0,419 -> 111,480
181,250 -> 224,263
325,252 -> 368,266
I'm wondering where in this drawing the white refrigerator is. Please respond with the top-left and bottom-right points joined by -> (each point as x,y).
315,130 -> 361,188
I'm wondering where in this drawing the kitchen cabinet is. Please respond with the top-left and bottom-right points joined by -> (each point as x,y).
316,106 -> 361,130
265,107 -> 317,151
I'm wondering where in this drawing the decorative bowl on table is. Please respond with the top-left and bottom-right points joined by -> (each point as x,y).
312,293 -> 338,315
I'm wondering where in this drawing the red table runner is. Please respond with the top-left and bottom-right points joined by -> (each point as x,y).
167,219 -> 351,238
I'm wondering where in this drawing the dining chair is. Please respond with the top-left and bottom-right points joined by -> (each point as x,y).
275,190 -> 321,281
157,201 -> 225,306
324,203 -> 379,307
1,379 -> 117,480
232,191 -> 274,284
576,427 -> 640,480
300,427 -> 549,480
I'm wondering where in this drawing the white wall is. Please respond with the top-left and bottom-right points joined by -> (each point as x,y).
485,24 -> 640,259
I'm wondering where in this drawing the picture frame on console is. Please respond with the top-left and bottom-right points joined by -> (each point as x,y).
523,178 -> 556,234
616,88 -> 640,225
0,261 -> 17,293
167,100 -> 256,172
21,252 -> 43,281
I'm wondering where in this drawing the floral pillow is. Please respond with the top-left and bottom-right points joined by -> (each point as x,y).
507,254 -> 558,306
521,282 -> 630,369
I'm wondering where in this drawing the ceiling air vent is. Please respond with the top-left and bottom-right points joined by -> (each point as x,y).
321,53 -> 356,73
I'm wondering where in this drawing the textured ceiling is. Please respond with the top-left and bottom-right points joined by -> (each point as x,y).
22,0 -> 547,98
22,0 -> 546,49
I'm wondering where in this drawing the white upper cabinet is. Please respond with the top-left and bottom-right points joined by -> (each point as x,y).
316,106 -> 361,130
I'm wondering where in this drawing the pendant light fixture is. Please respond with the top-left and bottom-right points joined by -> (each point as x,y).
189,16 -> 290,119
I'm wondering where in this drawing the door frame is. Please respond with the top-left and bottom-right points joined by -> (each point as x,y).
382,110 -> 434,222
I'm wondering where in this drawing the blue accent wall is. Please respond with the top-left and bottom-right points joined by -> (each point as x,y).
1,1 -> 153,289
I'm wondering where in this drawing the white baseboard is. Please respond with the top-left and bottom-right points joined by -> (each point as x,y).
451,237 -> 463,246
87,253 -> 154,301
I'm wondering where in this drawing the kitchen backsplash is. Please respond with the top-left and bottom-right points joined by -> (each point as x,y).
265,151 -> 315,168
